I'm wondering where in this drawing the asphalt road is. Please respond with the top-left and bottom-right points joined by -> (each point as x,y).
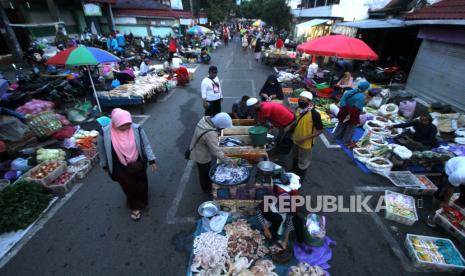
1,38 -> 461,276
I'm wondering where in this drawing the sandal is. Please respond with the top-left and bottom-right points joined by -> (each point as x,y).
130,210 -> 141,221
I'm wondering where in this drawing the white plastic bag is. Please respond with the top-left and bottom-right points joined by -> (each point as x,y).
379,103 -> 399,117
393,145 -> 413,160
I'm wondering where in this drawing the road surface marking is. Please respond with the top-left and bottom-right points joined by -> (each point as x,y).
354,186 -> 416,272
160,88 -> 177,103
251,79 -> 256,96
248,60 -> 252,70
166,161 -> 196,224
0,183 -> 84,269
131,115 -> 150,126
319,133 -> 341,149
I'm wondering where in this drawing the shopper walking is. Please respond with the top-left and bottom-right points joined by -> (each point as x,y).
254,37 -> 262,62
98,108 -> 157,221
189,113 -> 233,193
201,66 -> 223,116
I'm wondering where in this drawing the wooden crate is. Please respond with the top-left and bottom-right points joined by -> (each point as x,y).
282,87 -> 293,95
223,148 -> 268,164
215,199 -> 261,216
232,119 -> 257,126
221,126 -> 253,136
213,183 -> 273,200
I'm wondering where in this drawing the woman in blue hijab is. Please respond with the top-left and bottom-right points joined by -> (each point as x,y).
333,81 -> 371,148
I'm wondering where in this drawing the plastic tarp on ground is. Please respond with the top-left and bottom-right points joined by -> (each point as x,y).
0,197 -> 58,260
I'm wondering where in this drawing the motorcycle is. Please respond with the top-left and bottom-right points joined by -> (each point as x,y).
359,62 -> 406,84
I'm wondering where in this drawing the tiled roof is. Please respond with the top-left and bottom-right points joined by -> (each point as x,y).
405,0 -> 465,20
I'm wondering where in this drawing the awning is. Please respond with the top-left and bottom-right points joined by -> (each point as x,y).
296,19 -> 328,36
335,19 -> 405,29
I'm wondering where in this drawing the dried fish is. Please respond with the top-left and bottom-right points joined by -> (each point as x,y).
224,219 -> 269,260
192,232 -> 229,274
212,164 -> 249,185
288,262 -> 325,276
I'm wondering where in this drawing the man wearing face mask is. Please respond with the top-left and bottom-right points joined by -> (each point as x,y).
189,112 -> 233,193
292,91 -> 323,179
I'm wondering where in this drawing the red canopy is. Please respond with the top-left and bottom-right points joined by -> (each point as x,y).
297,35 -> 378,60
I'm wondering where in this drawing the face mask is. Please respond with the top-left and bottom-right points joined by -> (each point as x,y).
298,100 -> 309,108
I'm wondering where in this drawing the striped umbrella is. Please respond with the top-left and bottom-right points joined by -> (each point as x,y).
187,25 -> 212,35
46,46 -> 120,66
47,46 -> 121,112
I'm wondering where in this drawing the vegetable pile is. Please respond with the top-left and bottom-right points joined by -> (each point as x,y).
30,162 -> 61,179
0,180 -> 52,233
49,172 -> 73,186
37,148 -> 66,162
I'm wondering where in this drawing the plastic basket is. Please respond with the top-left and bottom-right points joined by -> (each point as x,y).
25,160 -> 67,186
405,234 -> 465,273
67,159 -> 92,180
25,111 -> 63,138
384,190 -> 418,226
45,172 -> 76,193
403,175 -> 438,195
434,208 -> 465,245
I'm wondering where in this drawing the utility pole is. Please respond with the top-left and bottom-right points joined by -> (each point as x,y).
0,5 -> 23,61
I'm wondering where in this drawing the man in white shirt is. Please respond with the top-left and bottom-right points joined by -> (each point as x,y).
201,66 -> 223,116
139,58 -> 153,76
427,156 -> 465,227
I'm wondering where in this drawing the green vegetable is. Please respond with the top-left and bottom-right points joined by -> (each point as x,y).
372,146 -> 391,157
0,180 -> 52,233
356,135 -> 370,148
291,88 -> 306,98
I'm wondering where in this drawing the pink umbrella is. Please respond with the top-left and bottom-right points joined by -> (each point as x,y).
297,35 -> 378,60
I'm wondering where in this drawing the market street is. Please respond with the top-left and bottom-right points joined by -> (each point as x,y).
0,38 -> 460,276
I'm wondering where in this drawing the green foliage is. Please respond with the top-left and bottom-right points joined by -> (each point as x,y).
0,181 -> 52,233
238,0 -> 292,30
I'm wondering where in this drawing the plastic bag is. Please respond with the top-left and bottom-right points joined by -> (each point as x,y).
0,115 -> 29,142
379,103 -> 399,117
393,145 -> 413,160
11,157 -> 30,171
111,79 -> 120,88
306,214 -> 326,239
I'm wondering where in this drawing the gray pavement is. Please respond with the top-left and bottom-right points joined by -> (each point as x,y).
0,38 -> 460,276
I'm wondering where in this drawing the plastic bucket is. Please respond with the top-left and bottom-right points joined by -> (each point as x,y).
248,126 -> 268,146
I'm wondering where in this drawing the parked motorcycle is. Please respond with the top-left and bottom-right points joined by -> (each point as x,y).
359,62 -> 406,84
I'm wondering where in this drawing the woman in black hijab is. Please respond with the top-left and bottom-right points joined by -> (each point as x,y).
259,74 -> 284,102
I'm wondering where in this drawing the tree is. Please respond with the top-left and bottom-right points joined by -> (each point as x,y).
182,0 -> 236,24
237,0 -> 292,30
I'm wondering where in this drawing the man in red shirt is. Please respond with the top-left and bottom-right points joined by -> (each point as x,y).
246,98 -> 295,129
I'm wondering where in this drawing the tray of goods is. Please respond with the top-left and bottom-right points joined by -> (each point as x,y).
385,190 -> 418,226
449,193 -> 465,214
403,175 -> 438,195
405,234 -> 465,273
67,160 -> 92,180
45,172 -> 76,193
386,171 -> 424,187
434,207 -> 465,244
83,148 -> 98,164
26,161 -> 67,185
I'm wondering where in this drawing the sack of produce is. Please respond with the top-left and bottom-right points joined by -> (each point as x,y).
353,148 -> 372,163
366,157 -> 393,175
379,103 -> 399,117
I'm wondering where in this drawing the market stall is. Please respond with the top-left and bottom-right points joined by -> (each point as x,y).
263,49 -> 296,66
0,98 -> 102,260
97,74 -> 170,113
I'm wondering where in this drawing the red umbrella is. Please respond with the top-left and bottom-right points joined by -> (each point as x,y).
297,35 -> 378,60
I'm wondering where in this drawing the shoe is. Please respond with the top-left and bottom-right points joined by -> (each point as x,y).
346,142 -> 357,149
426,215 -> 437,228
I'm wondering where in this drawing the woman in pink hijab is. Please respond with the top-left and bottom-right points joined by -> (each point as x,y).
98,108 -> 157,221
